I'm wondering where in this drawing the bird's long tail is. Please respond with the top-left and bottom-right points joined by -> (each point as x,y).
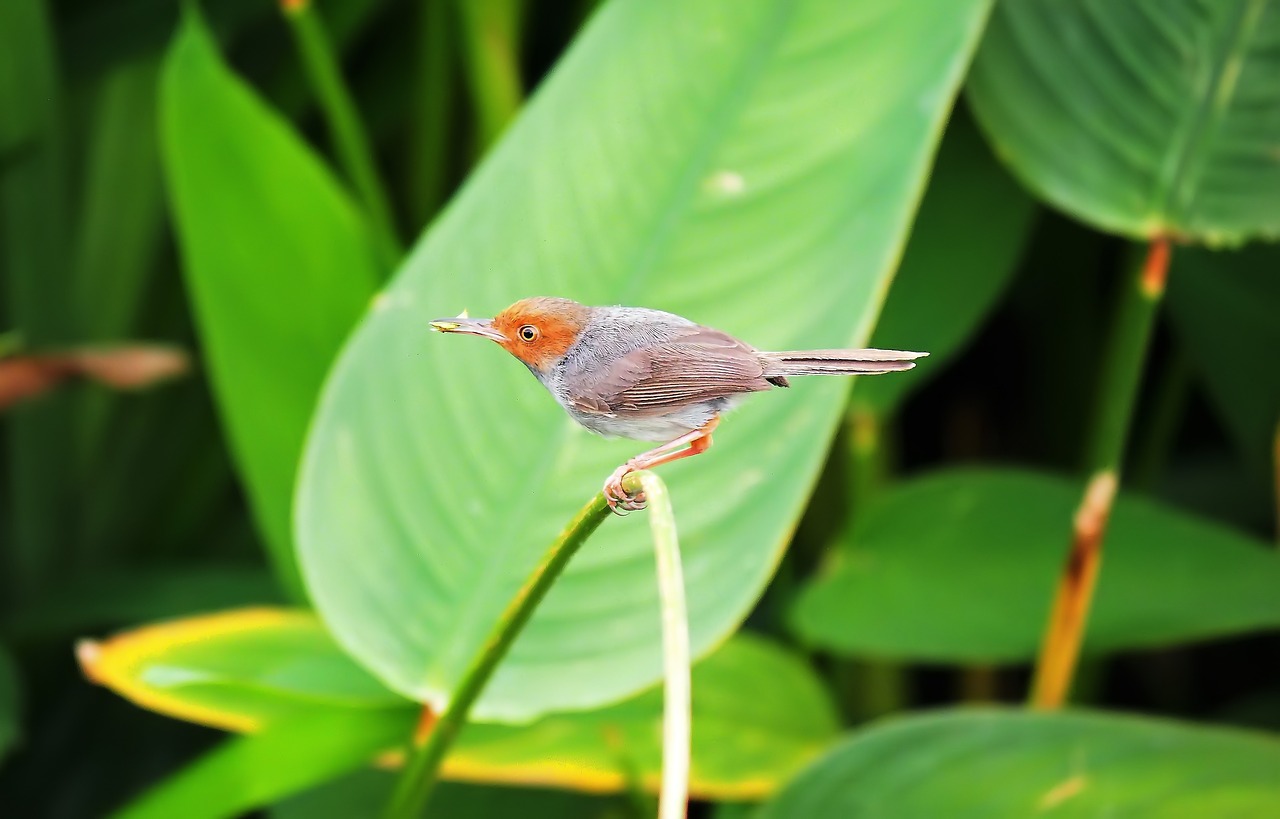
760,348 -> 927,377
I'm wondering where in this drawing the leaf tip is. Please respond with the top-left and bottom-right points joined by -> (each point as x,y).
75,639 -> 104,684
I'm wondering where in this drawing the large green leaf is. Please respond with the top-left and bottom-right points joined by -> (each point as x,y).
161,10 -> 382,600
298,0 -> 993,721
1167,245 -> 1280,474
757,708 -> 1280,817
83,608 -> 838,799
791,468 -> 1280,661
853,108 -> 1036,417
451,633 -> 838,799
0,644 -> 18,764
967,1 -> 1280,244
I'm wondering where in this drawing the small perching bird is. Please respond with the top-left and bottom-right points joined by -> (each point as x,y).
432,297 -> 925,512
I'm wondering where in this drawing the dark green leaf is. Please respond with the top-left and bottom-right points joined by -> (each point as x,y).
967,2 -> 1280,244
62,0 -> 267,83
2,565 -> 280,642
161,10 -> 382,599
791,468 -> 1280,661
71,58 -> 168,466
0,0 -> 73,600
1167,245 -> 1280,474
855,108 -> 1037,416
73,58 -> 164,344
758,708 -> 1280,818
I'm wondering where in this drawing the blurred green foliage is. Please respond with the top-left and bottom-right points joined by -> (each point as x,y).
1,0 -> 1278,817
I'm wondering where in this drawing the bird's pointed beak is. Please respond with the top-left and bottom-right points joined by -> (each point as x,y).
430,316 -> 506,342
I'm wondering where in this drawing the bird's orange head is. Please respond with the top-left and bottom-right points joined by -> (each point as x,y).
431,297 -> 592,374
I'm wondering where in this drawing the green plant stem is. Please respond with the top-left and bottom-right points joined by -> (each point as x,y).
1030,237 -> 1170,709
406,0 -> 455,228
1084,242 -> 1169,475
847,404 -> 887,502
636,472 -> 691,819
282,0 -> 401,268
382,475 -> 641,819
455,0 -> 523,152
840,406 -> 907,721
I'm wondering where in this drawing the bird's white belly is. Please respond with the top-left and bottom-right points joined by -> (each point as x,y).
566,398 -> 738,442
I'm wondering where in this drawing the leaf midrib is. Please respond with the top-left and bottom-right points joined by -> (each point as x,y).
431,0 -> 799,705
1150,0 -> 1263,232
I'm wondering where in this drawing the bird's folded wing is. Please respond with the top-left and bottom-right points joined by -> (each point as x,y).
567,328 -> 773,417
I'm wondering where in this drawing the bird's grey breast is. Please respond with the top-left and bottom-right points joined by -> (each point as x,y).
550,307 -> 696,391
539,307 -> 700,438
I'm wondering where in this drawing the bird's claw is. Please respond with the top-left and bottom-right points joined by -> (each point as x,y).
604,466 -> 646,515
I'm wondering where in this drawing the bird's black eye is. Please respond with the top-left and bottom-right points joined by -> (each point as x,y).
518,324 -> 539,342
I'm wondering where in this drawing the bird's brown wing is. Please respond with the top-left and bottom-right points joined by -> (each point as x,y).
566,328 -> 774,418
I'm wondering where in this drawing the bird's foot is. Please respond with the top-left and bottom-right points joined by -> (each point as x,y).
603,463 -> 646,515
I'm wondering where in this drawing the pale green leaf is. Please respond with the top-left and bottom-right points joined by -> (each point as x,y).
298,0 -> 993,721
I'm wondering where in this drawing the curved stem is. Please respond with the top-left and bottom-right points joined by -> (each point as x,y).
637,472 -> 690,819
1029,237 -> 1170,709
382,474 -> 641,819
281,0 -> 402,268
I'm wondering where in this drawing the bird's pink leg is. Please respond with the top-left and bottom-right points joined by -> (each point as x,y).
604,417 -> 720,513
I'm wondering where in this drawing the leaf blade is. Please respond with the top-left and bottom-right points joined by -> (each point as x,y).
160,11 -> 382,599
758,708 -> 1280,817
298,0 -> 994,722
790,467 -> 1280,661
966,2 -> 1280,243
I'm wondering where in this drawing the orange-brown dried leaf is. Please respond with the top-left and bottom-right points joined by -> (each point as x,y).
0,344 -> 189,409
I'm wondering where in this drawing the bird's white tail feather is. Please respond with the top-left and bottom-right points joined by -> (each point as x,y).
760,348 -> 926,377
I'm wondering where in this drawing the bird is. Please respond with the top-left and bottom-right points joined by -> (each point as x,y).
431,297 -> 925,512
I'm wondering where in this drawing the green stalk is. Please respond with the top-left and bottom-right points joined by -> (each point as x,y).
839,405 -> 907,720
847,405 -> 887,502
1030,238 -> 1170,709
1083,242 -> 1169,475
454,0 -> 523,152
636,472 -> 691,819
281,0 -> 401,268
405,0 -> 455,228
382,475 -> 641,819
